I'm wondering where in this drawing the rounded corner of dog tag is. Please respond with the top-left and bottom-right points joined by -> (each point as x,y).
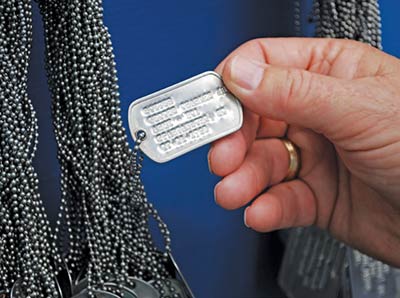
128,102 -> 142,142
127,71 -> 243,163
202,70 -> 221,79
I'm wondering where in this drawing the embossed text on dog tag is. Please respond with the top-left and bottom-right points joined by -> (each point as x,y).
128,71 -> 243,163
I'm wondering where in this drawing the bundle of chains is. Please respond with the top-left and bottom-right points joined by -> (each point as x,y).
0,0 -> 60,295
295,0 -> 382,49
313,0 -> 382,49
0,0 -> 173,297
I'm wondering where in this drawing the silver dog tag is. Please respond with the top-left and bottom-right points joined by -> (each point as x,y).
128,71 -> 243,163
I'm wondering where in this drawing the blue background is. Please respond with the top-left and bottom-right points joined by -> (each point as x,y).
29,1 -> 400,297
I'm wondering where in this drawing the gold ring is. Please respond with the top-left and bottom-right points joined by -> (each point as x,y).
282,139 -> 301,181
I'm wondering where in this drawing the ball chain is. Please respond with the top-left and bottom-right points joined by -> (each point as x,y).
37,0 -> 172,294
312,0 -> 382,49
0,0 -> 59,296
294,1 -> 382,50
1,0 -> 174,297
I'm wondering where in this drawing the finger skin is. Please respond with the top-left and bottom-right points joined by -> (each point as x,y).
208,109 -> 258,176
222,55 -> 350,136
286,126 -> 338,228
208,111 -> 288,176
211,37 -> 400,267
244,180 -> 317,232
257,118 -> 287,138
216,38 -> 392,78
214,139 -> 289,210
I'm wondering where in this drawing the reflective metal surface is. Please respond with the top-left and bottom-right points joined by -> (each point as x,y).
71,275 -> 159,298
167,253 -> 194,298
155,278 -> 188,298
54,277 -> 64,298
103,283 -> 137,298
126,278 -> 159,298
10,280 -> 22,298
74,266 -> 87,286
71,289 -> 121,298
72,277 -> 87,296
57,260 -> 73,298
128,71 -> 243,163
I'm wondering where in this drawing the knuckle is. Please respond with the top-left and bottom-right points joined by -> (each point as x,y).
338,38 -> 360,48
279,68 -> 312,114
239,38 -> 266,54
331,38 -> 367,51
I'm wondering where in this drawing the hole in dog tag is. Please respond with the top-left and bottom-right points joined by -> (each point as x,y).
128,71 -> 243,163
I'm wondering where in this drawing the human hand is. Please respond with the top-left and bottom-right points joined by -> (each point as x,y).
208,38 -> 400,267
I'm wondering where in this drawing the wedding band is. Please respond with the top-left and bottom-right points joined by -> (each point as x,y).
282,139 -> 301,181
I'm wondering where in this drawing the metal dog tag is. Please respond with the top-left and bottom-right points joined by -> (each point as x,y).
128,71 -> 243,163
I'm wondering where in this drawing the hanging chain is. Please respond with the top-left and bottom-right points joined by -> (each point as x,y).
0,0 -> 59,296
38,0 -> 172,294
313,0 -> 382,49
1,0 -> 174,297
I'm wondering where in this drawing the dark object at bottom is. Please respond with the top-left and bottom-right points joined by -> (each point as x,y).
6,252 -> 194,298
68,253 -> 193,298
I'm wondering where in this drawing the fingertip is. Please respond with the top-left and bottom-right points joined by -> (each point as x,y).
246,181 -> 317,232
215,61 -> 226,75
207,148 -> 213,174
213,181 -> 220,206
223,55 -> 267,91
208,132 -> 246,176
246,194 -> 283,232
214,175 -> 248,210
221,56 -> 238,93
244,207 -> 250,228
221,55 -> 272,119
221,55 -> 234,80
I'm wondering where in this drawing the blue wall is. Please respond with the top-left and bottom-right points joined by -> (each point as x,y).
381,1 -> 400,57
29,1 -> 400,297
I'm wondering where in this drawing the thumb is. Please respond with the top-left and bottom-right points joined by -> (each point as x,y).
222,55 -> 352,135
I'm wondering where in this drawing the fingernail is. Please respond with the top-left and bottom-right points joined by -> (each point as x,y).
214,182 -> 221,205
230,55 -> 265,90
244,207 -> 250,228
207,148 -> 213,174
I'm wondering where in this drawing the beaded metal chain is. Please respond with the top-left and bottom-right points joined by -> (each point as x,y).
0,0 -> 59,296
312,0 -> 382,49
37,0 -> 172,293
294,0 -> 382,50
1,0 -> 173,297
